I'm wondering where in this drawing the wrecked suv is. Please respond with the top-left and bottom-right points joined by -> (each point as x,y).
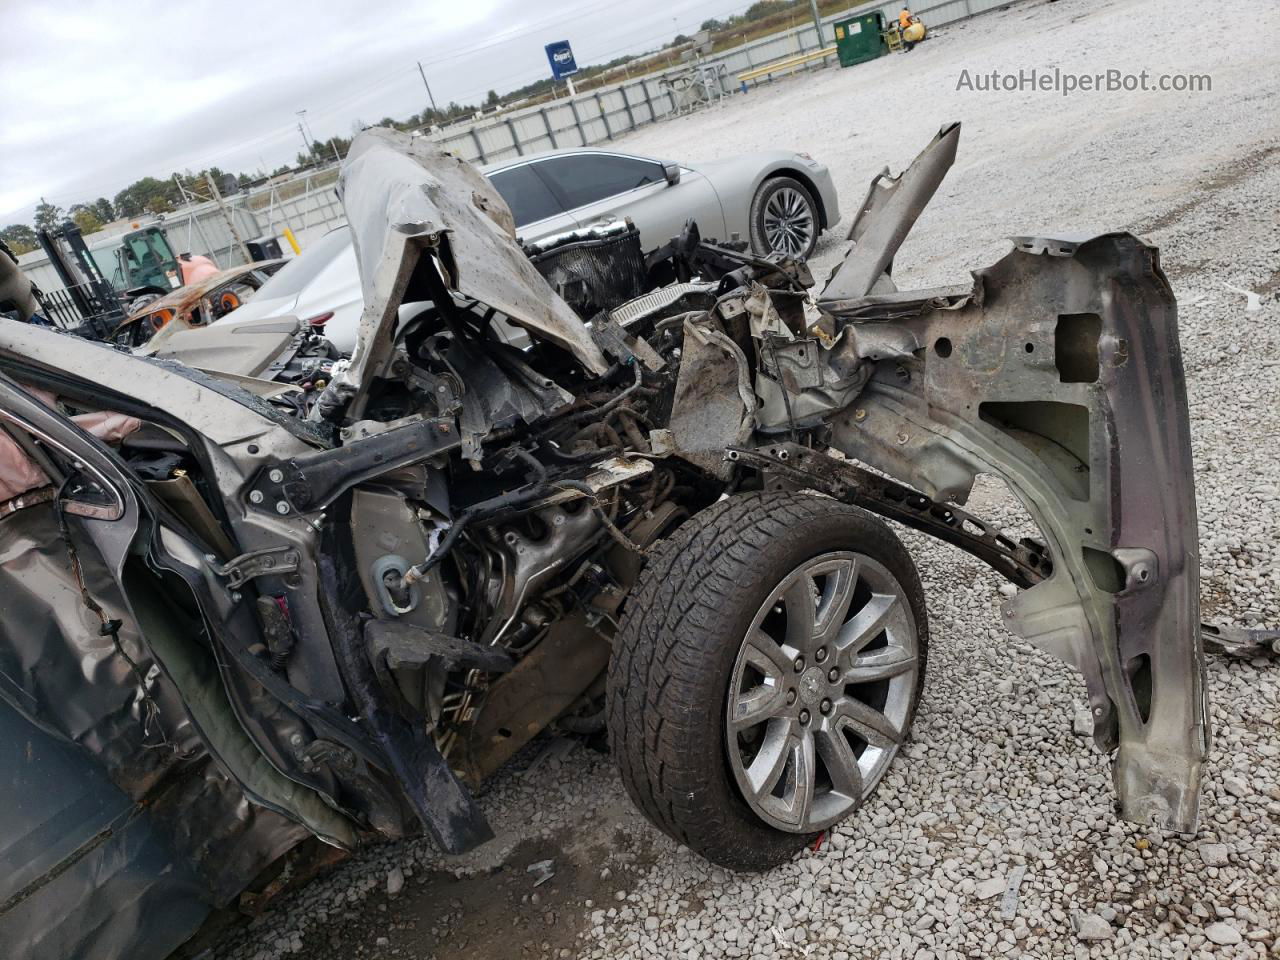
0,124 -> 1204,958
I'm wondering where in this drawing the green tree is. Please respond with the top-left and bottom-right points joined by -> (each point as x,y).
745,0 -> 790,19
114,177 -> 175,219
34,199 -> 64,232
700,17 -> 725,31
70,206 -> 104,234
91,197 -> 115,222
485,89 -> 500,107
0,224 -> 38,255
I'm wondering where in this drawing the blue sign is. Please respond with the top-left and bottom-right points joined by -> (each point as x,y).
545,41 -> 579,80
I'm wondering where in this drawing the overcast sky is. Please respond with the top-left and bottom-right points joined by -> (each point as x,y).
1,0 -> 774,225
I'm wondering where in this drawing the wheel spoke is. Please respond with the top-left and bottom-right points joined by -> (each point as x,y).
782,728 -> 817,828
836,592 -> 900,658
780,574 -> 817,650
844,643 -> 916,684
742,629 -> 795,679
833,696 -> 901,749
815,722 -> 864,800
810,557 -> 859,648
730,683 -> 785,731
743,717 -> 793,798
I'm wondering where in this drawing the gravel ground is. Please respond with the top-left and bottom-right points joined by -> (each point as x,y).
213,0 -> 1280,957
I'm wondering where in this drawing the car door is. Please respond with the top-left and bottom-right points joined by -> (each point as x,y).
486,161 -> 580,243
534,152 -> 728,250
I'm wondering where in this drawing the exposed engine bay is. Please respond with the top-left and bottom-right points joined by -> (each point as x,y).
0,124 -> 1205,951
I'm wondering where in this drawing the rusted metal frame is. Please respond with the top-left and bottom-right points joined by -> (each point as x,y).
726,442 -> 1052,587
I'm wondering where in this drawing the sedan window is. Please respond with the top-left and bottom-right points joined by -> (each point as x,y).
488,165 -> 563,228
536,154 -> 664,210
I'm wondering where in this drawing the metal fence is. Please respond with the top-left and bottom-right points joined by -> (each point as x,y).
17,167 -> 346,294
422,0 -> 1009,165
18,0 -> 1009,294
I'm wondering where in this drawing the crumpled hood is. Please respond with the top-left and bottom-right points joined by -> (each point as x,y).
335,128 -> 609,398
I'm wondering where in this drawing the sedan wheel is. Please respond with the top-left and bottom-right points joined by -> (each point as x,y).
608,492 -> 928,871
726,551 -> 920,833
750,177 -> 820,259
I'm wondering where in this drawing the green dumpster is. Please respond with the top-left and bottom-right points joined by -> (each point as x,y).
832,11 -> 887,67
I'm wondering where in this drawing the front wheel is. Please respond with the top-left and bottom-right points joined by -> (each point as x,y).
749,176 -> 820,260
607,492 -> 928,871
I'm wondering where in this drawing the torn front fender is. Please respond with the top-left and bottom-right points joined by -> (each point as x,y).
735,123 -> 1208,833
825,232 -> 1206,833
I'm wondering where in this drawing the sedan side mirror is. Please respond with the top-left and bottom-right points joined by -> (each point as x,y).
663,162 -> 681,186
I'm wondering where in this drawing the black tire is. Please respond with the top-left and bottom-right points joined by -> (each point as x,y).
748,176 -> 821,260
607,492 -> 928,871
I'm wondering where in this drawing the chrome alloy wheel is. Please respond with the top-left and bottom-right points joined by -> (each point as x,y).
725,551 -> 920,833
762,186 -> 816,257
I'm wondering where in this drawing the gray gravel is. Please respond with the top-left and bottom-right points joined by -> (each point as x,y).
214,0 -> 1280,956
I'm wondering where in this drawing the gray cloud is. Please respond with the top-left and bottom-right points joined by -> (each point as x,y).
1,0 -> 752,223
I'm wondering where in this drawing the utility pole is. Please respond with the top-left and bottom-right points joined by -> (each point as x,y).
298,109 -> 318,145
808,0 -> 824,45
206,173 -> 252,264
296,110 -> 317,161
297,123 -> 315,164
417,61 -> 439,113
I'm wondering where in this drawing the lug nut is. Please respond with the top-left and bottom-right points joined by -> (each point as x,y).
798,709 -> 810,725
815,647 -> 827,663
786,689 -> 797,705
820,699 -> 833,715
793,656 -> 805,673
828,668 -> 840,683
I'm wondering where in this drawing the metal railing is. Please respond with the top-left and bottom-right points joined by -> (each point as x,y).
18,0 -> 1012,297
37,286 -> 88,330
18,167 -> 347,294
421,0 -> 1010,166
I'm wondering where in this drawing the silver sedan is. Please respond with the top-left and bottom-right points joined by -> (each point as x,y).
216,147 -> 841,353
481,147 -> 841,259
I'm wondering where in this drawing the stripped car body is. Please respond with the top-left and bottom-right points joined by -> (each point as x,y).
112,260 -> 285,347
0,125 -> 1203,958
